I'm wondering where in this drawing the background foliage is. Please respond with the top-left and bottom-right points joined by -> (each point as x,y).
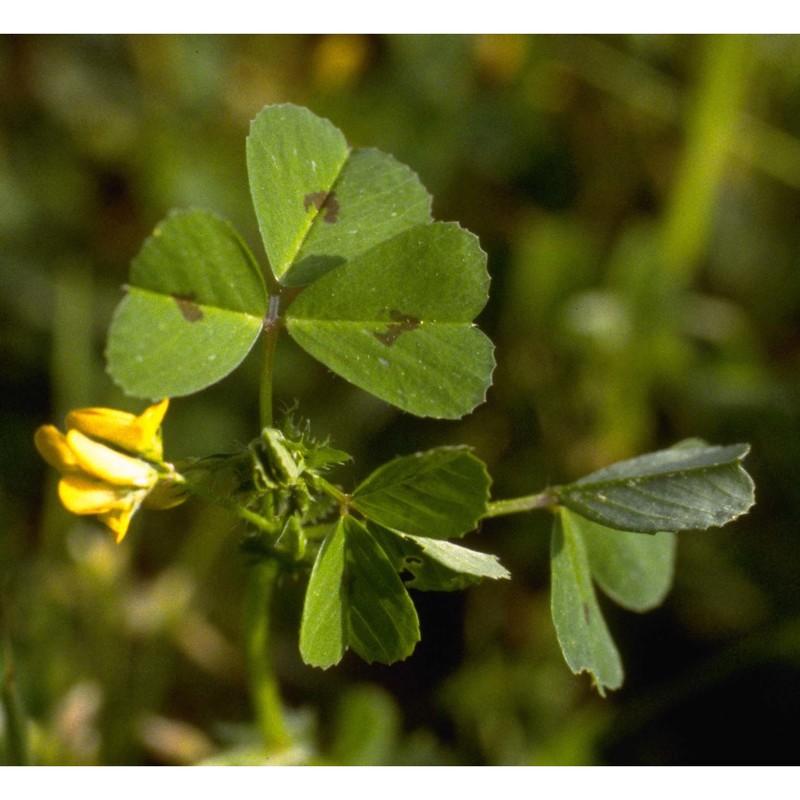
2,34 -> 799,765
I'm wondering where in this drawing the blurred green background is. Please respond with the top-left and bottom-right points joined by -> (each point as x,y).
2,34 -> 800,765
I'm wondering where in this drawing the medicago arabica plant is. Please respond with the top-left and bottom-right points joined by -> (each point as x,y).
34,104 -> 755,760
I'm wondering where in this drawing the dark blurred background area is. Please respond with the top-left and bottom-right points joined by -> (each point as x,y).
2,34 -> 800,765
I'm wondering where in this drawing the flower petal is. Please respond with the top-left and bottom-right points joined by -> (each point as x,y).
66,399 -> 169,461
97,507 -> 138,543
66,430 -> 159,487
58,475 -> 138,514
34,425 -> 80,473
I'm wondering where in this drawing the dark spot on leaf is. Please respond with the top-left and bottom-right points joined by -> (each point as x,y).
172,293 -> 203,322
582,602 -> 591,624
304,190 -> 340,223
374,309 -> 422,347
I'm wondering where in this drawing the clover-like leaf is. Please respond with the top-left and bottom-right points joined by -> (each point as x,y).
286,222 -> 495,418
554,442 -> 755,533
106,209 -> 268,399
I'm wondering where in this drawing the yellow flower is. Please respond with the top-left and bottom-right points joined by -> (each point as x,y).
34,400 -> 184,542
65,398 -> 169,461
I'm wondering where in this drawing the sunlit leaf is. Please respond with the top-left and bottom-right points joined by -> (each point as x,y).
554,442 -> 755,533
247,105 -> 431,286
299,517 -> 420,668
550,508 -> 623,696
299,521 -> 345,669
286,222 -> 495,418
106,210 -> 268,399
352,447 -> 490,539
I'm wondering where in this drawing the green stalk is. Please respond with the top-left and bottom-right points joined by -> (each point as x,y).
259,294 -> 282,430
247,290 -> 291,753
245,560 -> 291,752
483,490 -> 558,519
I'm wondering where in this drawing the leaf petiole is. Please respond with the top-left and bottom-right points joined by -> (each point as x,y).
483,490 -> 559,519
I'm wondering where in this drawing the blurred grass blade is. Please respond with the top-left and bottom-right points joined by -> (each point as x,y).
2,640 -> 29,766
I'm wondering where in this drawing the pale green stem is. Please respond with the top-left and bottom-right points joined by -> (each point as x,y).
483,490 -> 558,519
247,290 -> 291,752
259,294 -> 282,430
245,561 -> 291,752
315,476 -> 351,509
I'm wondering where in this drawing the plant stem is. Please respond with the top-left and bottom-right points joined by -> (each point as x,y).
259,294 -> 282,430
245,560 -> 291,752
244,289 -> 292,754
483,490 -> 558,519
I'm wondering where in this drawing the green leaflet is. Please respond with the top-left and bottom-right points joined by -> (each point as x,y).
247,105 -> 432,286
575,515 -> 676,612
370,524 -> 510,592
299,517 -> 420,669
286,222 -> 495,418
550,508 -> 624,696
554,442 -> 755,532
351,447 -> 491,539
299,444 -> 507,668
106,209 -> 268,399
